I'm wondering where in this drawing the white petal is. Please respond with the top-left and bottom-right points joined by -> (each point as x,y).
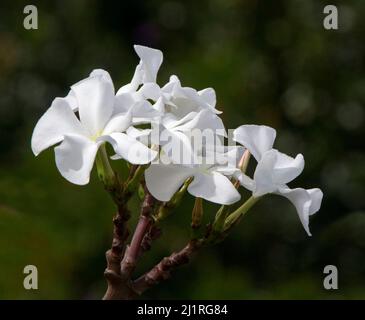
102,111 -> 132,136
153,97 -> 166,113
272,151 -> 305,185
174,110 -> 226,136
162,111 -> 197,129
233,125 -> 276,161
31,97 -> 86,156
277,187 -> 323,236
134,45 -> 163,83
208,145 -> 245,168
253,149 -> 278,196
198,88 -> 216,107
54,134 -> 98,185
235,172 -> 255,192
99,133 -> 157,165
145,164 -> 194,201
71,74 -> 115,135
160,129 -> 195,165
90,69 -> 113,83
114,92 -> 139,114
63,90 -> 78,111
131,101 -> 162,124
117,64 -> 143,95
139,83 -> 161,101
307,188 -> 323,215
188,171 -> 241,205
126,126 -> 152,140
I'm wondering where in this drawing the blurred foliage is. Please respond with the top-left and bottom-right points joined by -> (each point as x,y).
0,0 -> 364,299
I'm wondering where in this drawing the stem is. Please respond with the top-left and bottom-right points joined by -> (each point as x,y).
155,178 -> 192,222
120,184 -> 156,278
120,216 -> 152,278
132,239 -> 203,295
224,196 -> 260,230
124,165 -> 146,199
102,203 -> 133,300
96,144 -> 115,187
213,150 -> 251,234
96,144 -> 125,207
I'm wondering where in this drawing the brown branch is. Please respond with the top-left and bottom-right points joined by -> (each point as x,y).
132,239 -> 203,295
120,185 -> 156,278
140,224 -> 162,254
102,203 -> 132,300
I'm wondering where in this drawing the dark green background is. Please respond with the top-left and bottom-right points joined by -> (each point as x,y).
0,0 -> 364,299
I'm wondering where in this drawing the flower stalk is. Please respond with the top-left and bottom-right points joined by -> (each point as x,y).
155,178 -> 192,222
191,197 -> 203,239
224,196 -> 260,231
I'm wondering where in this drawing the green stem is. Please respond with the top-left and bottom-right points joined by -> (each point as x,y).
213,150 -> 252,233
224,196 -> 260,230
212,205 -> 230,233
96,144 -> 115,187
95,144 -> 126,207
124,165 -> 146,200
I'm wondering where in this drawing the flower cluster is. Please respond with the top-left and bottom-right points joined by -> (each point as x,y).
31,45 -> 323,235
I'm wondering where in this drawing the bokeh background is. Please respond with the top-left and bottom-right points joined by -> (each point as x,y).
0,0 -> 364,299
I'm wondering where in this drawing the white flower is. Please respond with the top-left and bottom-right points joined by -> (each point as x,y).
150,75 -> 227,164
233,125 -> 323,235
113,46 -> 226,165
114,45 -> 163,124
31,69 -> 157,185
145,146 -> 242,205
155,75 -> 222,118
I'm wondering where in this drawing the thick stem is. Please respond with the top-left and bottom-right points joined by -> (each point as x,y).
120,184 -> 156,278
132,239 -> 203,295
103,203 -> 133,300
120,215 -> 152,278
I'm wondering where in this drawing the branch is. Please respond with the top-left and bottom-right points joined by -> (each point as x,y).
132,239 -> 203,295
102,203 -> 133,300
120,184 -> 156,278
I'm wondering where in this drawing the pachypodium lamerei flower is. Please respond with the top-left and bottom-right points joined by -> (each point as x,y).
30,44 -> 325,300
31,69 -> 157,185
145,162 -> 241,205
114,45 -> 163,124
233,125 -> 323,235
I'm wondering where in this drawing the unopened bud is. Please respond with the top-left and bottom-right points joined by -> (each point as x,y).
191,197 -> 203,229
